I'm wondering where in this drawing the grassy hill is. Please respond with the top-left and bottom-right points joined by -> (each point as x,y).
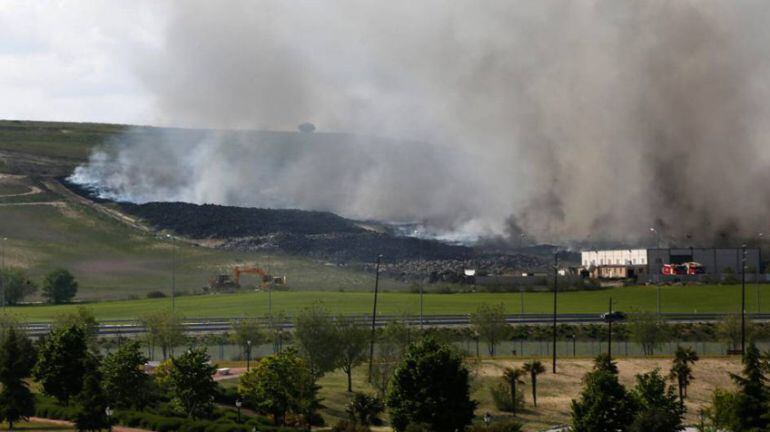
0,120 -> 406,301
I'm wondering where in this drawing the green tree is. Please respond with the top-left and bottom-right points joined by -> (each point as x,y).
101,340 -> 153,409
386,338 -> 477,432
523,360 -> 546,408
74,365 -> 111,432
502,367 -> 525,416
238,348 -> 320,426
53,306 -> 99,348
630,369 -> 684,432
345,392 -> 384,426
294,304 -> 340,378
336,315 -> 369,392
33,325 -> 90,404
370,320 -> 412,397
670,346 -> 699,404
470,303 -> 509,356
717,314 -> 752,352
0,327 -> 35,430
166,347 -> 218,419
41,268 -> 78,304
571,357 -> 636,432
628,311 -> 667,356
730,343 -> 769,431
593,353 -> 619,374
142,311 -> 186,359
705,388 -> 739,431
0,268 -> 36,306
230,317 -> 266,361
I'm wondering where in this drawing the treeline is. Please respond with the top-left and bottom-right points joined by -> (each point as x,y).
0,268 -> 78,305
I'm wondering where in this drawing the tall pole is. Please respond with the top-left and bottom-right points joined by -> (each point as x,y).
419,282 -> 424,329
608,297 -> 613,359
552,251 -> 558,374
368,255 -> 382,379
656,285 -> 661,315
1,237 -> 5,311
169,235 -> 176,312
741,244 -> 746,355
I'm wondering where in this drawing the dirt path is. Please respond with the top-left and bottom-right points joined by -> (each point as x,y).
29,417 -> 150,432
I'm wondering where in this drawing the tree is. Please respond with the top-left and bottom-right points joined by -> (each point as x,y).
336,315 -> 369,392
142,311 -> 186,359
386,338 -> 477,432
166,347 -> 218,419
571,357 -> 636,432
230,317 -> 266,361
729,343 -> 769,431
74,365 -> 111,432
33,325 -> 90,404
628,311 -> 667,356
717,314 -> 752,352
370,320 -> 412,397
669,346 -> 699,405
41,268 -> 78,304
294,304 -> 340,378
523,360 -> 546,407
502,367 -> 525,416
239,348 -> 320,426
0,327 -> 35,430
470,303 -> 510,356
53,306 -> 99,348
630,369 -> 684,432
593,353 -> 619,375
345,392 -> 384,426
101,340 -> 154,408
0,268 -> 36,306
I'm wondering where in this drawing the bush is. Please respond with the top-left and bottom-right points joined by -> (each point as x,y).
331,419 -> 371,432
467,419 -> 524,432
146,290 -> 167,298
490,382 -> 524,413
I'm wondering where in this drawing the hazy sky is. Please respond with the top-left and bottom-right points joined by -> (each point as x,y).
0,1 -> 163,124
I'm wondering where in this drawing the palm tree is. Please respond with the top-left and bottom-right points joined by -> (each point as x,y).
669,346 -> 699,404
502,367 -> 526,416
523,360 -> 546,407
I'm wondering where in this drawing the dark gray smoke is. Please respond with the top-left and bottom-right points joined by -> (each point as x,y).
72,0 -> 770,245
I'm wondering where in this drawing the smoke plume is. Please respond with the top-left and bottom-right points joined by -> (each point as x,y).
72,0 -> 770,245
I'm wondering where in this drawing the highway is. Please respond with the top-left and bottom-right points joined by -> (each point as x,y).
18,312 -> 770,337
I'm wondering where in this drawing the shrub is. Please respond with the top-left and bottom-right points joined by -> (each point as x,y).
490,382 -> 524,412
147,290 -> 167,298
331,419 -> 371,432
467,419 -> 524,432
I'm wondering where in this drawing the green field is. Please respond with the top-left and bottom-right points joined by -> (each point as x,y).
3,283 -> 765,321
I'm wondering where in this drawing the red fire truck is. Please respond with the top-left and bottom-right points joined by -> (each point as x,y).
661,262 -> 705,276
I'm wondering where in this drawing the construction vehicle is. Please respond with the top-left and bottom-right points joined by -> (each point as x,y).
207,266 -> 287,292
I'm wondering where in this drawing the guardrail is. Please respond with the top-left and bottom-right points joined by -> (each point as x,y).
17,312 -> 770,336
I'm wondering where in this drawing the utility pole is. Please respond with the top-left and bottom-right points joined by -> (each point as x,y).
167,234 -> 177,312
741,244 -> 747,356
1,237 -> 6,311
368,255 -> 382,379
552,251 -> 558,374
608,297 -> 613,359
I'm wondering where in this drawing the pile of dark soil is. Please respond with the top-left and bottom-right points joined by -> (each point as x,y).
118,202 -> 364,237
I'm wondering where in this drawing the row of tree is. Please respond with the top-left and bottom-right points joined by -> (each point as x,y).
0,268 -> 78,305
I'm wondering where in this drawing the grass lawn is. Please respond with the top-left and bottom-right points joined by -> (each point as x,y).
218,357 -> 742,431
3,282 -> 766,321
0,420 -> 72,430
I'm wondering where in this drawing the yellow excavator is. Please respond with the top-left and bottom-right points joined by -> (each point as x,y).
207,266 -> 286,292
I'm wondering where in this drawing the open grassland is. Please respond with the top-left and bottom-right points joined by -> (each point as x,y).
218,357 -> 742,431
0,177 -> 404,301
4,282 -> 767,321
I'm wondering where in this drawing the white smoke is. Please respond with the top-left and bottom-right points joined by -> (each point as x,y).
71,0 -> 770,245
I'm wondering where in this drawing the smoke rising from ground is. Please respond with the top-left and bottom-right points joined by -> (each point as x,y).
72,1 -> 770,245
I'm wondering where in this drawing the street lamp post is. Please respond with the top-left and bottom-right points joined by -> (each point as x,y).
246,339 -> 252,371
167,234 -> 176,312
1,237 -> 6,311
235,399 -> 243,423
571,334 -> 577,357
368,255 -> 382,380
552,251 -> 558,374
741,244 -> 747,356
105,406 -> 113,432
608,297 -> 613,359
